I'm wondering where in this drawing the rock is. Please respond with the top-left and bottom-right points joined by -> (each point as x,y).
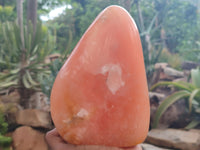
149,67 -> 162,86
150,63 -> 169,85
4,112 -> 18,130
149,92 -> 165,127
0,90 -> 22,114
163,67 -> 184,78
155,63 -> 169,70
153,63 -> 184,81
149,92 -> 166,129
45,53 -> 61,64
1,102 -> 22,113
156,67 -> 184,81
150,67 -> 190,128
12,126 -> 48,150
189,129 -> 200,134
161,99 -> 189,128
16,109 -> 52,129
149,92 -> 165,102
146,129 -> 200,150
150,99 -> 189,128
150,84 -> 189,128
159,71 -> 174,81
141,143 -> 173,150
173,77 -> 188,83
28,92 -> 50,111
181,61 -> 200,70
0,90 -> 20,103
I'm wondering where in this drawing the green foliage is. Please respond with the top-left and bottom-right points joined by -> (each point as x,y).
130,1 -> 163,83
40,58 -> 63,97
38,0 -> 67,14
44,0 -> 200,80
158,48 -> 182,70
0,5 -> 15,22
160,0 -> 200,61
46,8 -> 75,53
0,113 -> 7,135
0,21 -> 54,92
191,68 -> 200,88
151,68 -> 200,129
152,90 -> 190,128
46,0 -> 110,53
0,0 -> 16,6
0,112 -> 12,149
46,0 -> 136,53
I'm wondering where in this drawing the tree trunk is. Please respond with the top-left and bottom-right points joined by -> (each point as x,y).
136,0 -> 152,60
17,0 -> 28,107
16,0 -> 24,49
27,0 -> 37,36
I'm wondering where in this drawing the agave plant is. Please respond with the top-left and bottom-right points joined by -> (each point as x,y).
0,22 -> 54,102
151,67 -> 200,129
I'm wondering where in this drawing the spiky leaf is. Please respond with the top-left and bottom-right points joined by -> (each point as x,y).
152,90 -> 190,128
189,89 -> 200,112
151,81 -> 194,92
191,68 -> 200,88
185,120 -> 200,129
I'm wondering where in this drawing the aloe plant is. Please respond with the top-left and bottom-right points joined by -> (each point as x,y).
0,22 -> 54,105
151,67 -> 200,129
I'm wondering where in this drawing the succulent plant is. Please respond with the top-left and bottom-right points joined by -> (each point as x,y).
0,22 -> 54,94
151,67 -> 200,129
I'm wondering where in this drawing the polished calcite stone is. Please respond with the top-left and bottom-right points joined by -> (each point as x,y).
50,5 -> 150,147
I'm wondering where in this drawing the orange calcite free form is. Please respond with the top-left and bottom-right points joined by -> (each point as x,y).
51,5 -> 150,147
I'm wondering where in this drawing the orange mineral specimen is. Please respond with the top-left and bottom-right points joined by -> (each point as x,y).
50,5 -> 150,147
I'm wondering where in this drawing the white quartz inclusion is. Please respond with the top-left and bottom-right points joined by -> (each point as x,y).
101,64 -> 125,94
76,108 -> 89,118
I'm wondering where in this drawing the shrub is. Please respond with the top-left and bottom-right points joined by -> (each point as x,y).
158,48 -> 182,70
151,67 -> 200,129
0,112 -> 12,149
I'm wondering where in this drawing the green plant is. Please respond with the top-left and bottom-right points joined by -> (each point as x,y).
0,112 -> 12,150
151,67 -> 200,129
40,58 -> 63,97
158,48 -> 183,70
0,5 -> 15,22
0,22 -> 54,104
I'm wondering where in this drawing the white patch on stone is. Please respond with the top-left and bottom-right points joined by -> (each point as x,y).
101,64 -> 125,95
62,118 -> 71,124
101,64 -> 110,75
76,108 -> 89,118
